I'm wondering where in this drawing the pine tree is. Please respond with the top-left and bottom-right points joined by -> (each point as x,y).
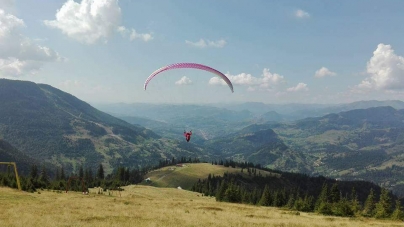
272,190 -> 279,207
330,183 -> 340,203
239,188 -> 247,203
302,194 -> 314,212
315,183 -> 329,211
286,193 -> 295,209
250,187 -> 261,205
374,188 -> 392,219
215,181 -> 227,201
60,166 -> 66,181
391,199 -> 404,221
362,188 -> 376,217
294,194 -> 305,211
333,197 -> 354,217
88,168 -> 93,182
97,164 -> 104,180
55,168 -> 60,181
350,187 -> 360,214
79,165 -> 84,178
316,183 -> 332,215
259,185 -> 272,206
224,182 -> 241,203
39,165 -> 49,188
30,165 -> 38,180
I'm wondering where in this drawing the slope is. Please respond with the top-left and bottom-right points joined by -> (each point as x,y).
0,186 -> 400,227
204,124 -> 309,173
0,79 -> 207,174
141,163 -> 280,190
271,106 -> 404,196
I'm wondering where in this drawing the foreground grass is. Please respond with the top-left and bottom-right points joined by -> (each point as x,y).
0,186 -> 402,227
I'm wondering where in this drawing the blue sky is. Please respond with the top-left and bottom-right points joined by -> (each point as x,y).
1,0 -> 404,104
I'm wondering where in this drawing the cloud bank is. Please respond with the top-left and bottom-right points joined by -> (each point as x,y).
44,0 -> 152,44
358,43 -> 404,91
186,39 -> 227,48
0,9 -> 62,78
314,67 -> 336,78
175,76 -> 192,85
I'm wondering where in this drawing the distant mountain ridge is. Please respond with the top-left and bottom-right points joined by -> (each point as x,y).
93,100 -> 404,196
0,79 -> 207,174
272,106 -> 404,196
3,78 -> 404,196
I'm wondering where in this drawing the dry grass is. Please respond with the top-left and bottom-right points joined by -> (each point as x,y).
143,163 -> 279,189
0,186 -> 402,227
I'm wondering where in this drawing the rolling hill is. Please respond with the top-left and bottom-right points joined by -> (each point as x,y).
203,124 -> 309,173
140,163 -> 394,211
269,106 -> 404,196
194,106 -> 404,196
0,79 -> 209,174
96,100 -> 404,195
141,163 -> 280,190
0,139 -> 57,175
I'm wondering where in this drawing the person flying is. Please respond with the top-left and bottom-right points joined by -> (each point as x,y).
183,130 -> 192,142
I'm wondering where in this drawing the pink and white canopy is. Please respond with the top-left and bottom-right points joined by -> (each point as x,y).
144,63 -> 234,93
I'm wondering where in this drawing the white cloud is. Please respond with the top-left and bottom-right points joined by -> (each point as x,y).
314,67 -> 337,78
261,68 -> 284,85
186,39 -> 226,48
287,83 -> 308,92
209,76 -> 227,86
117,26 -> 153,42
295,9 -> 310,18
44,0 -> 152,44
209,68 -> 285,91
0,9 -> 62,78
357,43 -> 404,91
175,76 -> 192,85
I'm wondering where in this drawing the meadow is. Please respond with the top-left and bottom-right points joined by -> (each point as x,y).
141,163 -> 280,189
0,185 -> 402,227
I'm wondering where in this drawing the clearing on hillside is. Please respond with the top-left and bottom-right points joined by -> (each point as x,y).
141,163 -> 280,190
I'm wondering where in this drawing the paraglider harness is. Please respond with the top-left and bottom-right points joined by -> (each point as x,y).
184,130 -> 192,142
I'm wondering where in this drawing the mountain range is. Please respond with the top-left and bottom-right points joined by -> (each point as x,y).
2,78 -> 404,196
0,79 -> 209,174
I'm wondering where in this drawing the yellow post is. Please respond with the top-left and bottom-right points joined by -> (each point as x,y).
0,162 -> 22,190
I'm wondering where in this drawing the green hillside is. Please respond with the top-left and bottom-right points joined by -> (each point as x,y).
271,107 -> 404,196
204,125 -> 309,173
0,139 -> 57,175
200,106 -> 404,196
141,163 -> 279,190
0,79 -> 207,174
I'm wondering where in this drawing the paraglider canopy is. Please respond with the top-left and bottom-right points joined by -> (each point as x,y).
144,63 -> 234,93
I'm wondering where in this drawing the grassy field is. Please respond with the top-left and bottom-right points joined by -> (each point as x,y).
141,163 -> 280,190
1,186 -> 402,227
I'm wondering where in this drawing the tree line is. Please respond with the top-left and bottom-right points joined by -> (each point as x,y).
0,156 -> 200,192
191,160 -> 404,220
1,157 -> 403,220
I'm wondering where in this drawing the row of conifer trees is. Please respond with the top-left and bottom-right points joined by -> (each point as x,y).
191,161 -> 404,220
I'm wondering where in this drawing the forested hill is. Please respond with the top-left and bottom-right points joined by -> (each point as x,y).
268,106 -> 404,196
0,139 -> 55,175
0,79 -> 207,174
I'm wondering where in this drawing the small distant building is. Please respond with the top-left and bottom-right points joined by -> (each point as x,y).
177,186 -> 182,190
176,163 -> 183,167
